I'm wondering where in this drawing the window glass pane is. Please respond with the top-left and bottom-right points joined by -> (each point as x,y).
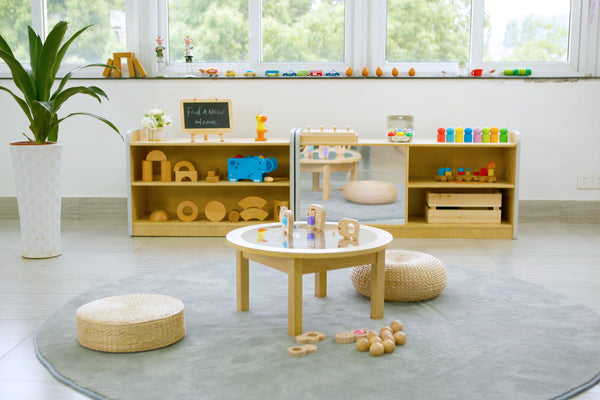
483,0 -> 570,62
168,0 -> 249,63
262,0 -> 345,63
386,0 -> 471,63
0,2 -> 31,63
46,0 -> 126,63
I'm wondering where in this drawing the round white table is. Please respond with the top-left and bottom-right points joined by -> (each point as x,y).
226,221 -> 393,335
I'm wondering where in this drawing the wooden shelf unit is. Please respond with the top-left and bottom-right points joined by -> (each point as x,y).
127,129 -> 292,236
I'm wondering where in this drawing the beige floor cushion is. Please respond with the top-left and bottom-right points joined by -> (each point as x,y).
343,180 -> 398,204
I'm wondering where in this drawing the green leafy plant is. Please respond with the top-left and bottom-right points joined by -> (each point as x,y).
0,20 -> 121,144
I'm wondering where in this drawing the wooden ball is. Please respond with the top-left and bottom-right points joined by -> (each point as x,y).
390,320 -> 403,333
149,209 -> 169,222
380,326 -> 392,336
368,335 -> 382,345
381,333 -> 395,343
382,339 -> 396,354
356,337 -> 370,352
366,331 -> 378,341
394,331 -> 407,345
369,342 -> 384,356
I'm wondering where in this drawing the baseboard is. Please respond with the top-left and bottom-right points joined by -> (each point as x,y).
1,197 -> 599,224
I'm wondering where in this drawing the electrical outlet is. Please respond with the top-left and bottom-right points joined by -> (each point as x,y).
578,175 -> 600,189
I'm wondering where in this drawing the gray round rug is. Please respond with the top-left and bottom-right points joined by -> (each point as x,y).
35,259 -> 600,400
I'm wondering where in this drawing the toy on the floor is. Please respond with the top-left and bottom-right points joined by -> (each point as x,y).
255,114 -> 268,141
238,196 -> 269,221
338,218 -> 360,240
295,331 -> 326,344
279,207 -> 294,236
349,321 -> 406,357
228,155 -> 278,183
335,329 -> 369,344
173,160 -> 198,182
306,204 -> 326,232
149,209 -> 169,222
287,344 -> 317,357
142,150 -> 171,182
300,125 -> 358,144
204,200 -> 226,222
176,200 -> 199,222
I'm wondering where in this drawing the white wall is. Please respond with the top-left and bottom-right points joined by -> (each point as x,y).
1,78 -> 599,200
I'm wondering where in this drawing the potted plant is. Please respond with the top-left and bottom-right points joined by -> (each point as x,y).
0,21 -> 122,258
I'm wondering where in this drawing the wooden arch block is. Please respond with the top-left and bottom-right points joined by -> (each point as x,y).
146,150 -> 167,161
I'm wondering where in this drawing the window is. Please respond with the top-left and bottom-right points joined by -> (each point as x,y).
0,2 -> 31,63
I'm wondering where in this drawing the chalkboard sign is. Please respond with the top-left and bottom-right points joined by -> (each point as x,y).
180,99 -> 233,142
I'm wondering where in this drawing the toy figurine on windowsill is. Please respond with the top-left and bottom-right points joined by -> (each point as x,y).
184,35 -> 194,76
155,36 -> 166,77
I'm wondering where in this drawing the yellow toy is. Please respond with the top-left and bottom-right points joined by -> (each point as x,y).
255,114 -> 268,141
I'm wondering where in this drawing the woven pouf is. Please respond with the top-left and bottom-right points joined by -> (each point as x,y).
350,250 -> 447,302
76,294 -> 185,353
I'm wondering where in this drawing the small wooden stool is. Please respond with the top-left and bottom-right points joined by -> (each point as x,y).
76,294 -> 185,353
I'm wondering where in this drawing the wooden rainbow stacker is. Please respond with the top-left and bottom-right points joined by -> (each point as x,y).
103,52 -> 147,78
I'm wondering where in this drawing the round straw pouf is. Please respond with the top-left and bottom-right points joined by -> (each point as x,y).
343,180 -> 397,205
350,250 -> 447,302
76,294 -> 185,353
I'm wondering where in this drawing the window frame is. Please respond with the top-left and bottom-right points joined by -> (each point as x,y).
1,0 -> 598,78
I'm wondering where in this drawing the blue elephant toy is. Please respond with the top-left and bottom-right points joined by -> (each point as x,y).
227,156 -> 278,183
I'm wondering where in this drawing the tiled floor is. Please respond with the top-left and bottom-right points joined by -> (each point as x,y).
0,218 -> 599,399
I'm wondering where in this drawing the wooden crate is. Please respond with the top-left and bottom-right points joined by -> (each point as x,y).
425,191 -> 502,224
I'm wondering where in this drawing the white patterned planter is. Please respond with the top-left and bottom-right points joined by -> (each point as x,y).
10,141 -> 63,258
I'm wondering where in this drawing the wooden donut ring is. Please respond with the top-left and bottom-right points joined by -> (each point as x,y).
287,346 -> 307,357
176,201 -> 199,222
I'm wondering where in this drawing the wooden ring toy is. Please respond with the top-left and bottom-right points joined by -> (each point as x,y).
287,344 -> 318,357
295,331 -> 326,344
176,200 -> 199,222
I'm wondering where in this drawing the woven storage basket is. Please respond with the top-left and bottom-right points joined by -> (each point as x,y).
76,294 -> 185,353
350,250 -> 447,302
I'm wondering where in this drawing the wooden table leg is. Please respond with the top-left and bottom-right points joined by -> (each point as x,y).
312,172 -> 321,191
288,259 -> 303,336
236,250 -> 249,311
351,162 -> 358,181
370,250 -> 385,319
322,164 -> 331,200
315,271 -> 327,297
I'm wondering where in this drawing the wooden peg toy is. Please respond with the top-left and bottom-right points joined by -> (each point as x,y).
306,204 -> 326,232
337,218 -> 360,240
287,344 -> 317,357
279,207 -> 294,236
295,331 -> 326,344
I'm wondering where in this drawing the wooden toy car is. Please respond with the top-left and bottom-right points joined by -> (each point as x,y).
283,70 -> 297,76
243,70 -> 257,76
225,70 -> 236,77
199,68 -> 218,77
309,69 -> 323,76
265,70 -> 280,76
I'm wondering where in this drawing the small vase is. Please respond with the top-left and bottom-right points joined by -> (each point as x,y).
147,127 -> 164,141
10,141 -> 63,258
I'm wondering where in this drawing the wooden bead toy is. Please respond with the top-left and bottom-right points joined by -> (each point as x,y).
295,331 -> 326,344
369,342 -> 384,356
335,329 -> 369,344
355,338 -> 370,352
306,204 -> 326,232
390,320 -> 403,333
337,218 -> 359,240
393,331 -> 407,345
149,209 -> 169,222
287,344 -> 317,357
382,339 -> 396,354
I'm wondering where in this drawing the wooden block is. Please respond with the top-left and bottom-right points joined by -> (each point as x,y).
127,57 -> 136,78
113,52 -> 135,58
146,150 -> 167,161
113,57 -> 121,77
142,160 -> 153,182
175,170 -> 197,182
160,160 -> 172,182
204,201 -> 226,222
228,209 -> 240,222
238,196 -> 267,210
279,208 -> 294,236
307,204 -> 326,232
176,200 -> 198,222
132,57 -> 147,77
273,200 -> 289,222
206,175 -> 220,183
102,58 -> 114,77
239,208 -> 269,221
207,168 -> 220,177
337,218 -> 359,240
